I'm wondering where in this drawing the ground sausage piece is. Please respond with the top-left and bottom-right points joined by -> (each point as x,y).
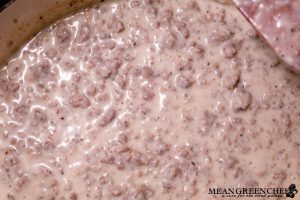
243,180 -> 259,188
160,9 -> 173,19
222,43 -> 237,58
221,69 -> 240,89
154,139 -> 170,155
199,110 -> 216,127
214,0 -> 232,4
55,25 -> 71,44
272,170 -> 287,182
141,84 -> 155,101
117,133 -> 128,144
6,193 -> 15,200
99,150 -> 115,164
175,22 -> 190,39
231,88 -> 252,112
68,94 -> 91,108
33,108 -> 48,123
110,186 -> 123,197
115,75 -> 127,89
163,164 -> 182,179
97,67 -> 112,79
69,192 -> 78,200
117,115 -> 130,129
129,151 -> 149,166
0,79 -> 19,93
224,156 -> 239,169
101,40 -> 116,50
112,20 -> 125,33
98,108 -> 116,127
222,40 -> 242,59
3,146 -> 19,167
129,0 -> 140,9
163,32 -> 177,49
209,26 -> 232,44
86,84 -> 97,96
29,60 -> 53,81
14,174 -> 29,191
143,0 -> 152,4
281,112 -> 292,127
77,23 -> 92,42
197,110 -> 217,134
186,1 -> 200,10
14,104 -> 30,120
141,67 -> 154,78
175,61 -> 192,71
176,74 -> 194,88
146,7 -> 158,18
190,43 -> 206,58
159,9 -> 173,27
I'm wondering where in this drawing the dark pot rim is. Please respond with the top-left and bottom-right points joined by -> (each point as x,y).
0,0 -> 15,12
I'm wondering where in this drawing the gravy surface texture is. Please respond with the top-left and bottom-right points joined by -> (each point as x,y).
0,0 -> 300,199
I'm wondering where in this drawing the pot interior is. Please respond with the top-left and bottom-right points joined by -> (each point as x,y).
0,0 -> 103,66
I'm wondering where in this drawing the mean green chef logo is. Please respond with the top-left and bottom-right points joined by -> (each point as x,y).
208,184 -> 298,198
286,184 -> 298,198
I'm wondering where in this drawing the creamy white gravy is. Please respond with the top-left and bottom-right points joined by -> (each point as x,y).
0,0 -> 300,199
